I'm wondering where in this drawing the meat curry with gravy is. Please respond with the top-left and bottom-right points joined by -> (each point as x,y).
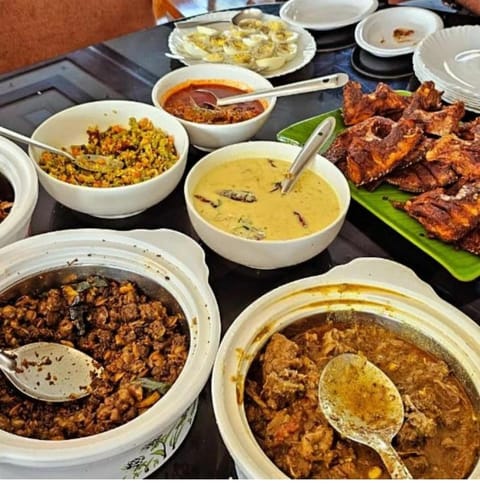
244,315 -> 479,479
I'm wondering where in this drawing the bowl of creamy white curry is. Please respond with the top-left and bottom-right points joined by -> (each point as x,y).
184,141 -> 350,269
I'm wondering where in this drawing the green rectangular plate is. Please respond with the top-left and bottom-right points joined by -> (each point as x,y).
277,108 -> 480,282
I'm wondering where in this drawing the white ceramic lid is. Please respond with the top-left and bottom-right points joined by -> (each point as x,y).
279,0 -> 378,31
355,7 -> 443,58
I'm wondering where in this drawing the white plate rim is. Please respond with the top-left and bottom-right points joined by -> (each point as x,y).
279,0 -> 379,31
167,10 -> 316,79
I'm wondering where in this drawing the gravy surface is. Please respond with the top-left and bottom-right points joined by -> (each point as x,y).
192,157 -> 340,241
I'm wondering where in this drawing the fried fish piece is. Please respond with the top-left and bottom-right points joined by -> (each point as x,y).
342,81 -> 409,126
457,117 -> 480,141
386,160 -> 458,193
403,101 -> 465,137
426,134 -> 480,179
345,118 -> 423,186
403,81 -> 443,113
458,226 -> 480,255
323,116 -> 394,165
399,180 -> 480,242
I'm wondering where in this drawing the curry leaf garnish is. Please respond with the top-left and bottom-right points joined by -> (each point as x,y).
135,378 -> 171,395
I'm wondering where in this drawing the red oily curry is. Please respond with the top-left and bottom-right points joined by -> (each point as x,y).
162,81 -> 265,124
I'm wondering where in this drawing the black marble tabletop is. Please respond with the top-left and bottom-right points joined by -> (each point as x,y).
0,3 -> 479,479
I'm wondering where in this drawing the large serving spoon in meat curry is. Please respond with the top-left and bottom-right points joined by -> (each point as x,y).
0,342 -> 102,402
319,353 -> 413,479
0,126 -> 124,173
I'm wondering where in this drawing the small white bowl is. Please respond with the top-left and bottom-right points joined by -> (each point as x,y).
184,141 -> 350,269
151,64 -> 276,151
355,7 -> 444,58
0,136 -> 38,248
29,100 -> 189,219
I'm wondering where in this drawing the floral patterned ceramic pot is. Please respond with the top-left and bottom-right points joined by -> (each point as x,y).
0,228 -> 220,478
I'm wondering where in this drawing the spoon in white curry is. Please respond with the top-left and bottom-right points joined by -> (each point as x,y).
0,342 -> 103,402
0,126 -> 124,173
280,116 -> 337,195
318,353 -> 412,479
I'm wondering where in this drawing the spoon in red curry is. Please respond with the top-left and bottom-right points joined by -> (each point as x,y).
0,126 -> 124,173
319,353 -> 413,479
191,73 -> 349,109
0,342 -> 103,402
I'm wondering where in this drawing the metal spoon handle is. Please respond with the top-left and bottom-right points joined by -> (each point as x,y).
0,126 -> 73,160
375,439 -> 413,479
216,73 -> 349,106
0,349 -> 16,372
281,116 -> 336,194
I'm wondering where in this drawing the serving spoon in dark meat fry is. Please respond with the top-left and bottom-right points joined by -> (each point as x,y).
0,342 -> 103,402
0,126 -> 124,173
319,353 -> 412,479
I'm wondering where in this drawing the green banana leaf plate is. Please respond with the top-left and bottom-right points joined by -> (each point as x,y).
277,108 -> 480,282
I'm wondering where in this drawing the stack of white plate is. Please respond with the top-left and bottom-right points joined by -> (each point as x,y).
354,7 -> 443,58
413,25 -> 480,113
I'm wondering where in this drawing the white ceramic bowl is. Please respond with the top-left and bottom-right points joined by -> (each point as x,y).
0,228 -> 220,479
184,141 -> 350,269
355,7 -> 444,58
211,257 -> 480,479
151,64 -> 276,151
0,136 -> 38,248
28,100 -> 189,219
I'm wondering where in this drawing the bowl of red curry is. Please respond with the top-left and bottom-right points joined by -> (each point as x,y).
151,63 -> 276,151
212,257 -> 480,479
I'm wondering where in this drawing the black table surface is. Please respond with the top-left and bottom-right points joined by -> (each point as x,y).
0,3 -> 479,479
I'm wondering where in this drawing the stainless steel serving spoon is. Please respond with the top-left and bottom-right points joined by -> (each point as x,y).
191,73 -> 349,109
318,353 -> 412,479
174,7 -> 263,30
281,116 -> 337,194
0,127 -> 124,173
0,342 -> 103,402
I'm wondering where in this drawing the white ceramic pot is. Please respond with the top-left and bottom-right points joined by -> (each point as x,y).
0,228 -> 220,479
0,136 -> 38,248
211,257 -> 480,479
